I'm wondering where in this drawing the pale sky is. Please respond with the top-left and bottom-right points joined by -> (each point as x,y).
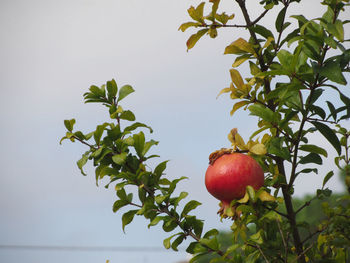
0,0 -> 349,262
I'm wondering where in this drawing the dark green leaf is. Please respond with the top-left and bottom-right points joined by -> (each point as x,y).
162,218 -> 178,232
299,153 -> 323,165
311,121 -> 341,155
117,188 -> 127,200
299,144 -> 328,157
276,7 -> 287,32
181,200 -> 201,218
296,168 -> 318,175
326,101 -> 337,121
322,171 -> 334,188
122,210 -> 138,232
252,24 -> 274,39
113,200 -> 129,213
171,234 -> 185,251
268,137 -> 291,161
117,85 -> 135,102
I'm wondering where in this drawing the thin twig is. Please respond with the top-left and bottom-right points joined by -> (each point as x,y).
291,243 -> 314,263
276,219 -> 288,263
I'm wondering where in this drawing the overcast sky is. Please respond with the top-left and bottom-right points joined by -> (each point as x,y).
0,0 -> 349,262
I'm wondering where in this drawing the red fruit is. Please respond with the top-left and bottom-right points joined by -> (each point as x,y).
205,153 -> 264,208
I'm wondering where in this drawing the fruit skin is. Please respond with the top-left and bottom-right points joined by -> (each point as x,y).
205,153 -> 264,207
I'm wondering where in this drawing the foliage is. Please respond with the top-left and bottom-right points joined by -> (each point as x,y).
61,0 -> 350,262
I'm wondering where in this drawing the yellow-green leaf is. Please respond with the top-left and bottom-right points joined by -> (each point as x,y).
186,29 -> 209,51
238,191 -> 249,203
232,54 -> 251,68
230,69 -> 244,90
230,101 -> 250,116
224,38 -> 256,55
258,190 -> 276,202
178,22 -> 201,32
249,143 -> 267,155
188,2 -> 205,23
216,87 -> 232,98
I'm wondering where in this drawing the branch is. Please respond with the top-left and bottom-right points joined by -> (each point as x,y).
72,135 -> 97,150
295,196 -> 316,215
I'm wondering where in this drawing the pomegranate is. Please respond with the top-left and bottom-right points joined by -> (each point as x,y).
205,152 -> 264,209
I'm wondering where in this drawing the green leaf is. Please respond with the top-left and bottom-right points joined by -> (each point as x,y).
299,144 -> 328,157
311,121 -> 341,155
322,171 -> 334,188
119,110 -> 136,121
186,29 -> 209,51
106,79 -> 118,100
174,191 -> 188,207
121,210 -> 138,232
133,131 -> 145,158
163,234 -> 177,249
154,161 -> 168,179
268,137 -> 291,161
77,151 -> 90,176
317,60 -> 347,85
112,152 -> 128,165
117,85 -> 134,102
186,242 -> 207,254
203,229 -> 219,239
276,7 -> 287,32
142,139 -> 159,157
299,153 -> 323,165
124,122 -> 153,133
327,20 -> 344,42
171,234 -> 185,251
277,49 -> 294,71
199,237 -> 219,251
64,119 -> 76,132
181,200 -> 201,218
248,104 -> 275,123
117,188 -> 127,200
94,123 -> 108,145
162,218 -> 178,232
148,216 -> 165,228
